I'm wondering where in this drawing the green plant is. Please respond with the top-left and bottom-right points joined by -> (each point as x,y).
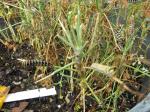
0,0 -> 149,111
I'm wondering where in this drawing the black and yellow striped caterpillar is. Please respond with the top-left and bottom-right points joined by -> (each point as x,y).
114,26 -> 125,50
114,26 -> 124,40
17,58 -> 51,67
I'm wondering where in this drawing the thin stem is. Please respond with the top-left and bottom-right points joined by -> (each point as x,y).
35,61 -> 76,83
103,13 -> 121,51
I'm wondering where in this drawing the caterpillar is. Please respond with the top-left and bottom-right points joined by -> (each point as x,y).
114,26 -> 125,50
114,26 -> 124,40
128,0 -> 139,3
17,58 -> 51,67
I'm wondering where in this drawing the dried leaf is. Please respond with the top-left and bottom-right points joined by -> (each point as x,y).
12,101 -> 29,112
139,59 -> 150,66
121,0 -> 128,8
142,1 -> 150,18
91,63 -> 114,77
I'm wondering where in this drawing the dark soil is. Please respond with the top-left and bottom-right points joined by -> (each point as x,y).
0,38 -> 58,111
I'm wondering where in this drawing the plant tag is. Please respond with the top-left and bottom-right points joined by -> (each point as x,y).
5,87 -> 56,102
